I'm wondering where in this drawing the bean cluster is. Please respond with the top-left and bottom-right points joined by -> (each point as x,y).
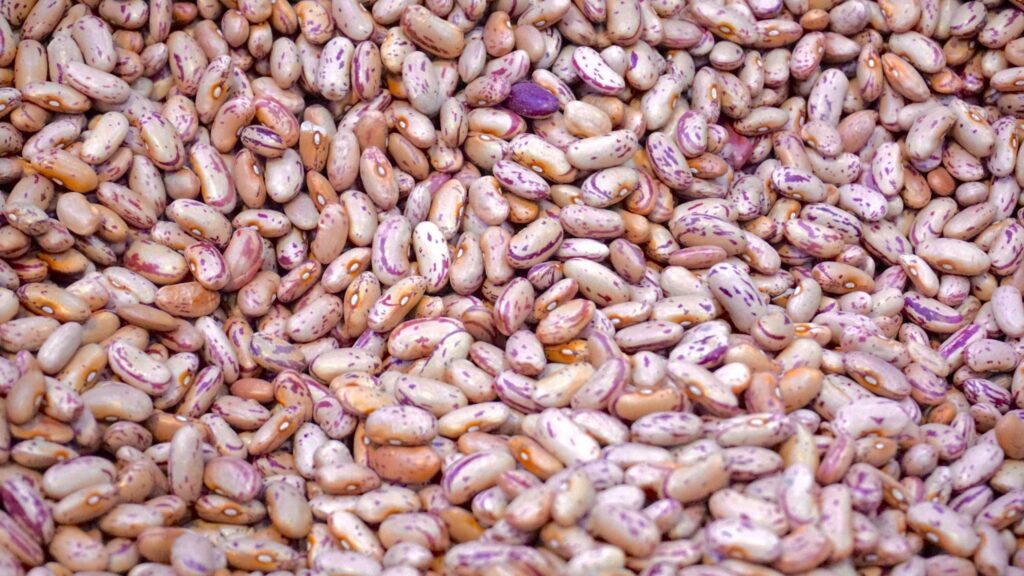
1,0 -> 1024,573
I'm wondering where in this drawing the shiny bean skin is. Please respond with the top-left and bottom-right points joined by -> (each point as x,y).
0,0 -> 1017,573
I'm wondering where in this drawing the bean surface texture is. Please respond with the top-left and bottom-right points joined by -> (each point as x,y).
1,0 -> 1024,574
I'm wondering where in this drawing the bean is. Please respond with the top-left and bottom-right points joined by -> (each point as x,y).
1,475 -> 54,543
907,502 -> 980,557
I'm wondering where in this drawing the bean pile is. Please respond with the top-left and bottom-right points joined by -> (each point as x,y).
1,0 -> 1024,572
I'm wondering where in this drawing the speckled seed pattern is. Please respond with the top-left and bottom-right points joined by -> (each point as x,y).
1,0 -> 1024,574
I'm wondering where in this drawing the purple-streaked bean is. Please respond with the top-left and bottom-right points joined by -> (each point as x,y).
705,517 -> 781,563
107,340 -> 171,396
586,504 -> 658,557
570,47 -> 624,95
1,475 -> 54,542
906,502 -> 980,557
441,449 -> 516,505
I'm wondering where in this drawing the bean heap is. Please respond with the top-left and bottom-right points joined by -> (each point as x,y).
1,0 -> 1024,572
